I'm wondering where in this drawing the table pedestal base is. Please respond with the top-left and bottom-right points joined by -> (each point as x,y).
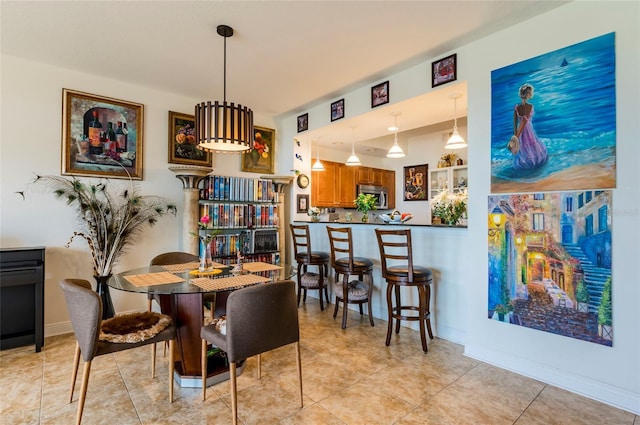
173,361 -> 246,388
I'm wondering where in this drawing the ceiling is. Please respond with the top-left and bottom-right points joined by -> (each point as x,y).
1,1 -> 566,154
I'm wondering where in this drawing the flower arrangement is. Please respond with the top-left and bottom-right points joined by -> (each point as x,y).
190,215 -> 219,245
354,193 -> 377,222
439,153 -> 457,168
30,174 -> 177,277
307,206 -> 321,222
430,189 -> 467,226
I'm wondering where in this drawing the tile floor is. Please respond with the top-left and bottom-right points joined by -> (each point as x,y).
1,304 -> 637,425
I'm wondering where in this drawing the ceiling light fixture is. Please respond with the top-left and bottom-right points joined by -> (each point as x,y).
195,25 -> 253,153
386,113 -> 405,158
345,127 -> 361,166
311,139 -> 325,171
445,93 -> 467,150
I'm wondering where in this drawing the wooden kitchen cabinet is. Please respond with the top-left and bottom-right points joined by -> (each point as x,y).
382,169 -> 396,210
356,167 -> 383,186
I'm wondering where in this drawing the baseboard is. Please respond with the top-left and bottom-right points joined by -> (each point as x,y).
45,308 -> 143,338
464,343 -> 640,415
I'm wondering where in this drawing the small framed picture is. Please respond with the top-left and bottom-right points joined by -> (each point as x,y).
404,164 -> 428,201
331,99 -> 345,121
371,81 -> 389,108
432,53 -> 457,88
297,194 -> 309,213
297,113 -> 309,133
168,111 -> 212,166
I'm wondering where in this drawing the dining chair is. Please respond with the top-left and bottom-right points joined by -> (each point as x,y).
149,252 -> 199,359
290,224 -> 331,310
59,279 -> 175,425
200,280 -> 302,425
375,228 -> 434,352
326,226 -> 375,329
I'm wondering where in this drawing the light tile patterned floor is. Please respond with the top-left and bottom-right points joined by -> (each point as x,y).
1,305 -> 637,424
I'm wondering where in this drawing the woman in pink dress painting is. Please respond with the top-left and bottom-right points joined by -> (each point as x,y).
511,83 -> 548,170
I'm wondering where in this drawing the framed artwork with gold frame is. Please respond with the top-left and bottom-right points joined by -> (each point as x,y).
62,88 -> 143,179
242,126 -> 275,174
168,111 -> 212,166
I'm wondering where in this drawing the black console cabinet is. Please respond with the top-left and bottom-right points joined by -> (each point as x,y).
0,247 -> 45,352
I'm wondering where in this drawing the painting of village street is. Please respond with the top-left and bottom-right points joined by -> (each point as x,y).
488,191 -> 612,346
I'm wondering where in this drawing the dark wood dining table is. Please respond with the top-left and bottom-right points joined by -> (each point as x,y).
107,262 -> 293,388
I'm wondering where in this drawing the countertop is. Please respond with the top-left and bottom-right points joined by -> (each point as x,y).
293,220 -> 467,228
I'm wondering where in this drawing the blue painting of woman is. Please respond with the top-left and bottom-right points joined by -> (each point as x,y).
510,83 -> 547,170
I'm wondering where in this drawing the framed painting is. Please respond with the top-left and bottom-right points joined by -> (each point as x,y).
371,81 -> 389,108
297,194 -> 309,213
432,53 -> 457,88
168,111 -> 211,166
241,126 -> 275,174
331,99 -> 345,121
404,164 -> 428,201
297,113 -> 308,133
62,88 -> 143,179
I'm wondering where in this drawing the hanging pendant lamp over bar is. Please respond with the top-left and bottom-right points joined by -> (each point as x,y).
346,127 -> 361,166
445,93 -> 467,150
387,113 -> 405,158
196,25 -> 253,153
311,140 -> 325,171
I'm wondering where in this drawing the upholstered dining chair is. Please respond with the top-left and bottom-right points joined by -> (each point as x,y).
201,280 -> 302,425
375,228 -> 434,353
326,226 -> 375,329
290,224 -> 331,310
59,279 -> 175,425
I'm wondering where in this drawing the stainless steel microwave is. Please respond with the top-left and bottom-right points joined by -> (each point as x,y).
356,184 -> 388,209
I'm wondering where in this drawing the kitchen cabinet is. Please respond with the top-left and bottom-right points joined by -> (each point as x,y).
357,167 -> 383,186
312,160 -> 394,209
429,165 -> 468,199
312,160 -> 356,208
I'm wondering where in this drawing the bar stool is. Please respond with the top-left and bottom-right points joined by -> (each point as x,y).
375,228 -> 434,352
326,226 -> 375,329
290,224 -> 330,310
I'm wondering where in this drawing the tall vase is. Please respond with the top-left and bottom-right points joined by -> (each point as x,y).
361,212 -> 369,223
94,275 -> 115,320
199,239 -> 213,272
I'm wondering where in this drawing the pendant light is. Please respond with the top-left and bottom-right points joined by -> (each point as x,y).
345,127 -> 361,166
445,94 -> 467,150
311,140 -> 325,171
195,25 -> 253,153
386,113 -> 405,158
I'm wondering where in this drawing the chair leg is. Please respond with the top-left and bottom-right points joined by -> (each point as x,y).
318,265 -> 325,311
296,264 -> 303,306
395,285 -> 402,334
167,339 -> 174,402
151,343 -> 156,378
69,342 -> 81,403
425,283 -> 434,339
257,353 -> 262,379
385,283 -> 394,346
201,339 -> 207,401
75,360 -> 92,425
418,285 -> 428,353
367,273 -> 375,327
295,341 -> 303,408
341,273 -> 348,329
333,298 -> 340,319
324,264 -> 331,304
230,362 -> 238,425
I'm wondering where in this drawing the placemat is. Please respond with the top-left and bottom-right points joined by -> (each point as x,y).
190,274 -> 270,291
241,262 -> 283,273
161,261 -> 227,273
124,272 -> 185,287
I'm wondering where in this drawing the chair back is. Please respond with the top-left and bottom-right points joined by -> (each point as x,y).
375,228 -> 415,282
59,279 -> 102,362
326,226 -> 354,269
290,224 -> 312,262
150,252 -> 198,266
225,280 -> 299,362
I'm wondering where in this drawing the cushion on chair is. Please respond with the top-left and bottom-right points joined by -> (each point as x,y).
332,280 -> 370,301
99,312 -> 172,343
295,251 -> 330,263
300,272 -> 325,288
386,265 -> 433,280
335,256 -> 374,269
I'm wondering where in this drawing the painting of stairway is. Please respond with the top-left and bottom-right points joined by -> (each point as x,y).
487,191 -> 613,346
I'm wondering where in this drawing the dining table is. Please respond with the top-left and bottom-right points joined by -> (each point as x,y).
107,261 -> 294,388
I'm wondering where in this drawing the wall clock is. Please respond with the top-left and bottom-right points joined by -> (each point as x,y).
296,174 -> 310,189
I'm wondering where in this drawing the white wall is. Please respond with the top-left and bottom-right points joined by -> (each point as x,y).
276,1 -> 639,414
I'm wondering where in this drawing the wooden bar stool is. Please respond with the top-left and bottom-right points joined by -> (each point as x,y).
375,228 -> 434,352
290,224 -> 330,310
326,226 -> 375,329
